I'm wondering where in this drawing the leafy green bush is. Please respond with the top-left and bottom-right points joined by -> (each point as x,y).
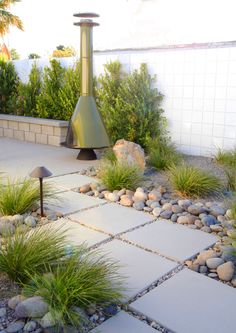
15,63 -> 42,117
148,138 -> 181,170
0,178 -> 55,215
215,148 -> 236,167
96,61 -> 164,149
24,250 -> 124,329
168,164 -> 222,198
36,59 -> 80,120
99,161 -> 143,191
0,60 -> 19,113
0,226 -> 68,284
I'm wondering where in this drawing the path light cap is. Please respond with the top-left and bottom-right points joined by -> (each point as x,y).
30,166 -> 52,178
73,13 -> 99,18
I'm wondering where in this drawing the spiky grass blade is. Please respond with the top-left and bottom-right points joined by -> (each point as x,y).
23,250 -> 125,329
168,164 -> 222,198
0,226 -> 68,284
215,148 -> 236,167
0,177 -> 56,215
98,161 -> 144,191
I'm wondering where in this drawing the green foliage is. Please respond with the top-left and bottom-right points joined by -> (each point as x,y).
36,59 -> 80,120
97,61 -> 164,149
168,164 -> 222,198
28,53 -> 40,59
0,226 -> 68,284
23,250 -> 124,329
52,46 -> 76,58
0,177 -> 55,215
10,48 -> 20,60
0,60 -> 19,113
99,161 -> 143,191
101,148 -> 117,164
15,63 -> 41,116
224,167 -> 236,192
148,137 -> 181,170
215,148 -> 236,167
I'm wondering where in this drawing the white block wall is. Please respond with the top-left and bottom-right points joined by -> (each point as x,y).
12,43 -> 236,156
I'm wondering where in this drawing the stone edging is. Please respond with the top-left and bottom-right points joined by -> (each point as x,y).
0,114 -> 69,146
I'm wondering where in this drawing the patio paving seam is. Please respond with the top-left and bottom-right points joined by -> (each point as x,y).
62,201 -> 108,217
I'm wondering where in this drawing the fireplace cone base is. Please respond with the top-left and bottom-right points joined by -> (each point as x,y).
77,149 -> 97,160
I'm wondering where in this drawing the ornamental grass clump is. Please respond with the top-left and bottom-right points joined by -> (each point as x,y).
215,148 -> 236,167
98,161 -> 143,191
0,226 -> 68,284
0,177 -> 55,215
23,250 -> 124,329
148,138 -> 181,170
168,164 -> 222,198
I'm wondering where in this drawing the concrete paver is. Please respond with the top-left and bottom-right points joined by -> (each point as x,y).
121,220 -> 218,262
97,239 -> 178,299
90,311 -> 160,333
70,203 -> 154,235
47,174 -> 98,191
130,268 -> 236,333
42,218 -> 110,247
46,191 -> 106,215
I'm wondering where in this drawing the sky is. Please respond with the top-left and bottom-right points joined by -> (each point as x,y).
5,0 -> 236,59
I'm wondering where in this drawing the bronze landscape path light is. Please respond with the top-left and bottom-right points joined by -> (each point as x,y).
65,12 -> 110,160
29,166 -> 52,217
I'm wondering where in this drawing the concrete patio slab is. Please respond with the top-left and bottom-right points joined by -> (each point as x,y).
121,220 -> 218,262
46,191 -> 106,215
42,218 -> 110,247
47,174 -> 98,191
69,203 -> 154,235
97,239 -> 178,299
0,138 -> 98,178
90,311 -> 159,333
130,268 -> 236,333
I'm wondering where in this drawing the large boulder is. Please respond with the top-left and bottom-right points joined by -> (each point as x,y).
113,139 -> 145,172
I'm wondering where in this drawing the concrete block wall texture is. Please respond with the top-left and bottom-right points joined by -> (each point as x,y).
0,115 -> 68,147
12,42 -> 236,156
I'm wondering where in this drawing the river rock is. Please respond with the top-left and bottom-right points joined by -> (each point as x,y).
39,312 -> 56,328
171,214 -> 178,222
107,193 -> 120,202
11,215 -> 24,226
177,214 -> 196,224
120,195 -> 133,207
201,215 -> 217,226
210,206 -> 226,217
160,210 -> 172,219
15,296 -> 48,318
148,190 -> 162,201
8,295 -> 26,310
152,207 -> 162,217
6,322 -> 25,333
195,250 -> 218,265
172,205 -> 183,214
217,261 -> 235,281
133,201 -> 145,211
0,308 -> 6,317
210,224 -> 223,232
206,257 -> 224,269
79,184 -> 91,193
113,139 -> 145,171
24,216 -> 37,227
133,190 -> 147,202
24,321 -> 37,332
178,199 -> 192,210
162,203 -> 172,211
188,205 -> 205,216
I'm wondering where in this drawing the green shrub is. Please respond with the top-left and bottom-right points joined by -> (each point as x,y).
0,60 -> 19,113
23,250 -> 124,329
15,63 -> 42,117
215,148 -> 236,167
148,138 -> 181,170
0,178 -> 55,215
224,167 -> 236,191
99,161 -> 143,191
36,59 -> 80,120
96,61 -> 164,149
168,164 -> 222,198
0,226 -> 68,284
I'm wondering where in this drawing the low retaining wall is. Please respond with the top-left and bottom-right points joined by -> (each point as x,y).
0,115 -> 69,146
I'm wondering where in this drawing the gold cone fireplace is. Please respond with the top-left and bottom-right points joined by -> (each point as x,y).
65,12 -> 110,160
